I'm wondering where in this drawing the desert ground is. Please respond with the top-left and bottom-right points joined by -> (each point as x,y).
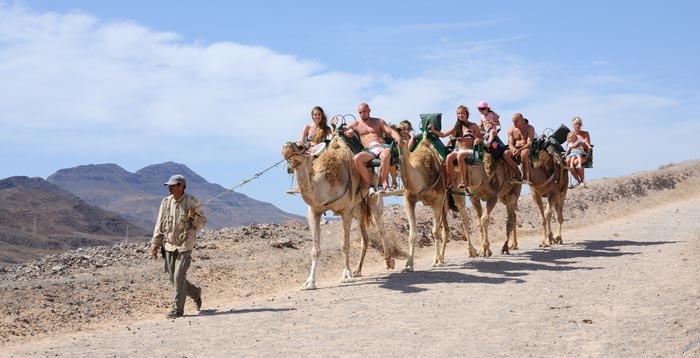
1,161 -> 699,357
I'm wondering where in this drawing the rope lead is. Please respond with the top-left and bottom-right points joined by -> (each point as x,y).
200,158 -> 287,207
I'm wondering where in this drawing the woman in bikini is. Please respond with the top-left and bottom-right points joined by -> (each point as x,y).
428,105 -> 482,189
289,106 -> 334,194
299,106 -> 334,152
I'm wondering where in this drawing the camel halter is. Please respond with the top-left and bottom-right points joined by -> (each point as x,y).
283,149 -> 307,169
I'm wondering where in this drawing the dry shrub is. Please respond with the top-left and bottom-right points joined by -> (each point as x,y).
658,162 -> 676,170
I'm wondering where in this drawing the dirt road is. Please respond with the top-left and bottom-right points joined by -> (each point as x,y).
4,191 -> 699,357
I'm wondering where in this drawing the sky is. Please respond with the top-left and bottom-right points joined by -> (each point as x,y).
1,0 -> 699,216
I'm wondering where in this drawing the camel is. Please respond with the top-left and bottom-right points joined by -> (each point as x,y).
395,135 -> 450,272
281,137 -> 391,290
447,151 -> 522,257
527,146 -> 569,247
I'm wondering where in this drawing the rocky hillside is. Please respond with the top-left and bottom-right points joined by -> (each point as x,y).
47,162 -> 304,230
0,176 -> 150,266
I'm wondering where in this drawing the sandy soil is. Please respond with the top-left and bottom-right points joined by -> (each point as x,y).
1,161 -> 699,357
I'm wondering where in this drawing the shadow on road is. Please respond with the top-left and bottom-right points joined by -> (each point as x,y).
191,307 -> 297,318
465,258 -> 600,277
376,269 -> 523,294
367,239 -> 679,294
525,239 -> 677,264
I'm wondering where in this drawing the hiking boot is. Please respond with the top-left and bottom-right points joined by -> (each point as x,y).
194,287 -> 203,311
166,309 -> 183,319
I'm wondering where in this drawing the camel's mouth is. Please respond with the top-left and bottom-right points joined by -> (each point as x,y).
282,142 -> 309,165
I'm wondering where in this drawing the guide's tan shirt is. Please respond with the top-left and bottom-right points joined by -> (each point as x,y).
151,193 -> 207,252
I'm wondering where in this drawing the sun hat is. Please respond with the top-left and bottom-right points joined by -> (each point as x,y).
164,174 -> 186,186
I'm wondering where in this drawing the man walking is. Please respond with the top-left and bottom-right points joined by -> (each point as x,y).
150,174 -> 207,318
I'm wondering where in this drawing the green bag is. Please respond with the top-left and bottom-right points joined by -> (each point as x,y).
420,113 -> 442,132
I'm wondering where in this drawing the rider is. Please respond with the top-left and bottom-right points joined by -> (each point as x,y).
506,113 -> 536,184
427,105 -> 482,189
342,103 -> 403,194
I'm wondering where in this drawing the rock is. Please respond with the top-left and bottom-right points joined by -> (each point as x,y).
270,237 -> 295,249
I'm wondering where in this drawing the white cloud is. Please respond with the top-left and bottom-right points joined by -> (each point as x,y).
1,4 -> 696,216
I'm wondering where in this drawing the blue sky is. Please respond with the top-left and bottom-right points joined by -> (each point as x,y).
1,0 -> 699,216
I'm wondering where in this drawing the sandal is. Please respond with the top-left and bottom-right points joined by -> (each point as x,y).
458,181 -> 466,189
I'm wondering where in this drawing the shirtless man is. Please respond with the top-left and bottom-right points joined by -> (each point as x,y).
506,112 -> 535,183
343,103 -> 402,194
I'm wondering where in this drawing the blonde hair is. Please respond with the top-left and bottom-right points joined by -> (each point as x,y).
567,131 -> 578,142
572,116 -> 583,125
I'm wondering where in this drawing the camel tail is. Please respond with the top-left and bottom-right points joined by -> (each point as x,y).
447,192 -> 458,212
361,195 -> 373,228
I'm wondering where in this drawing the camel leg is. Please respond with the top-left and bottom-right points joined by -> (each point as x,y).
353,212 -> 370,278
477,198 -> 496,257
531,194 -> 549,247
339,211 -> 353,283
502,202 -> 518,254
402,197 -> 417,272
453,196 -> 481,258
371,194 -> 394,270
544,198 -> 554,245
301,208 -> 322,290
437,198 -> 449,266
553,196 -> 565,245
431,198 -> 446,267
462,196 -> 478,258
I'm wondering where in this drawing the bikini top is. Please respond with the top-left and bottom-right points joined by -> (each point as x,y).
456,125 -> 474,139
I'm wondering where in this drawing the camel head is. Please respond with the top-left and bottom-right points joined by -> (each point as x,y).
282,141 -> 310,170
